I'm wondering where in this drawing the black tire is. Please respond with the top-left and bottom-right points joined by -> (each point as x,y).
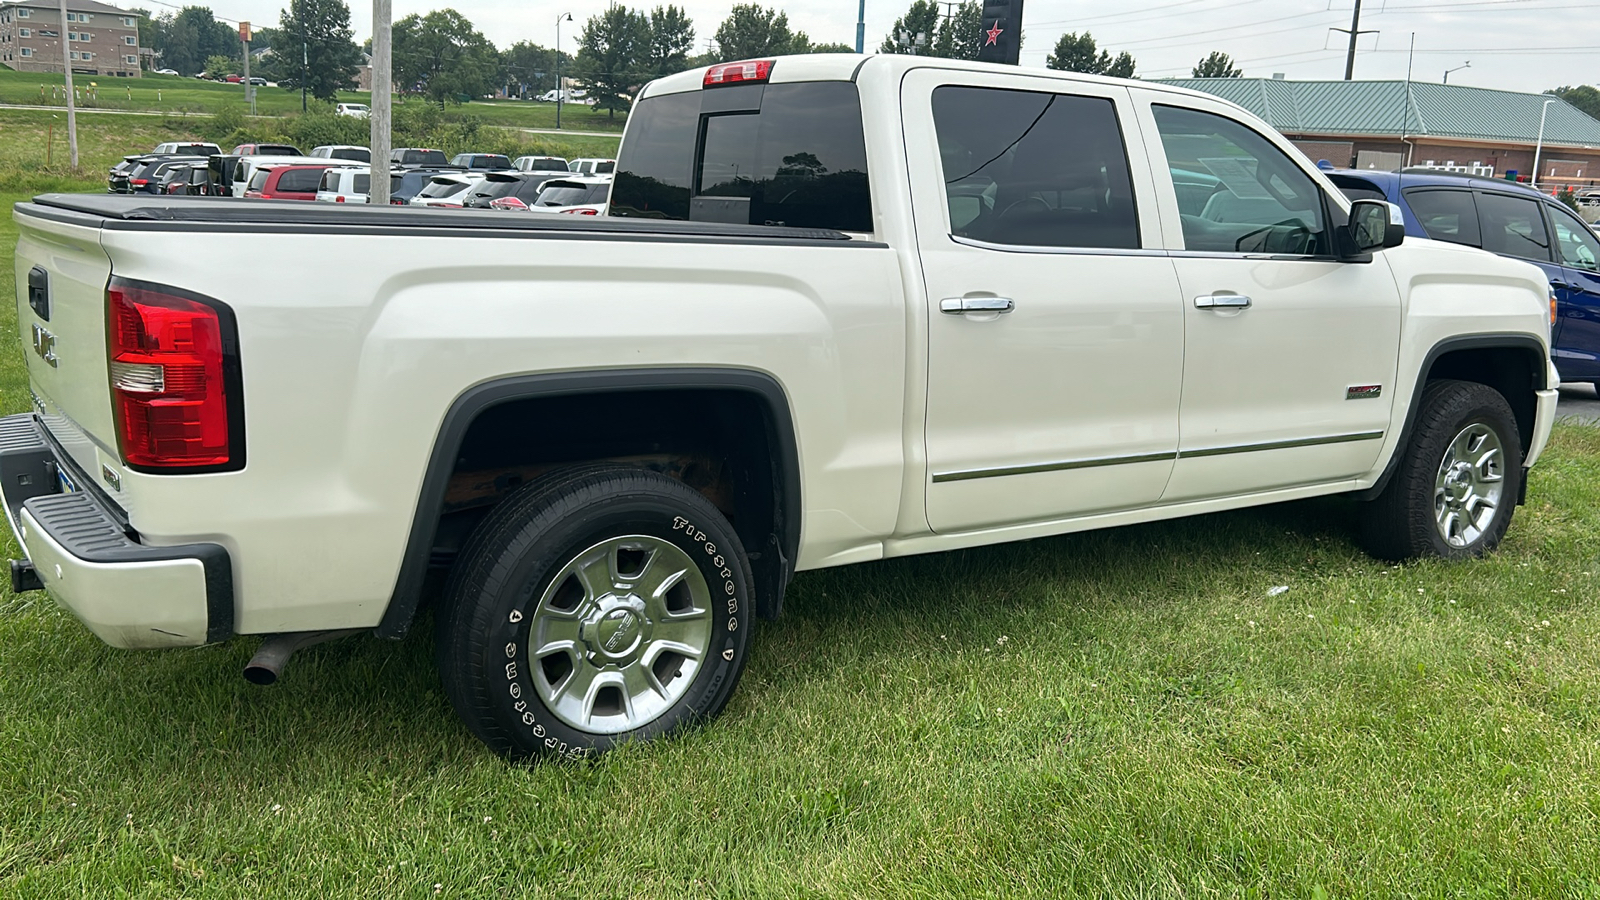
1360,379 -> 1523,561
436,463 -> 753,761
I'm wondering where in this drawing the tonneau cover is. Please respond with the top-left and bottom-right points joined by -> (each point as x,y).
22,193 -> 854,242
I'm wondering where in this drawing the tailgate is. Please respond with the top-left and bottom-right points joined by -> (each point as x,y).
12,205 -> 118,492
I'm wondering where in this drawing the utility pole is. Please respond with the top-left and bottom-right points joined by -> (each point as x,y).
240,21 -> 253,115
56,0 -> 77,170
370,0 -> 392,204
855,0 -> 866,53
1331,0 -> 1376,81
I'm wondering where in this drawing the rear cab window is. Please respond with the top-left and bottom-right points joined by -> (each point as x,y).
610,79 -> 873,231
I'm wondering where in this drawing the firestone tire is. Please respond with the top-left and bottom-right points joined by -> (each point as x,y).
1360,379 -> 1523,562
436,464 -> 754,761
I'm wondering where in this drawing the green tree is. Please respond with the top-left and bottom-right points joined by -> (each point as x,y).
881,0 -> 940,55
1046,31 -> 1108,73
1551,85 -> 1600,122
806,42 -> 857,53
155,7 -> 237,77
1105,51 -> 1135,78
203,54 -> 234,80
1192,51 -> 1242,78
275,0 -> 363,101
712,5 -> 810,61
501,41 -> 565,99
392,9 -> 499,103
571,5 -> 651,118
932,1 -> 982,61
646,5 -> 695,77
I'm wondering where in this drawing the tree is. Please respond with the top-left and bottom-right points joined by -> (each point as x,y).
154,7 -> 237,77
501,41 -> 565,99
203,54 -> 234,80
1105,51 -> 1135,78
392,9 -> 498,103
1192,51 -> 1242,78
571,4 -> 651,118
646,5 -> 695,77
931,1 -> 983,61
1046,31 -> 1105,73
712,5 -> 809,62
1551,85 -> 1600,122
275,0 -> 363,101
881,0 -> 939,55
807,42 -> 857,53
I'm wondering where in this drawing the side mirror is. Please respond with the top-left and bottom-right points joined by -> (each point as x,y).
1349,199 -> 1406,252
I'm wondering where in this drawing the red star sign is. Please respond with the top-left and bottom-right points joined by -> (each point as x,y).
984,20 -> 1003,46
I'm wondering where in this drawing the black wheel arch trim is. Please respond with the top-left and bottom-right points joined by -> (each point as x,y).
1354,333 -> 1549,502
375,367 -> 803,640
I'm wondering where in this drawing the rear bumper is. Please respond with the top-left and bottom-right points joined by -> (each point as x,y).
0,414 -> 233,649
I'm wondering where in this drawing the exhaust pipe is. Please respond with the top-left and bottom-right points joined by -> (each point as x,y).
243,629 -> 365,685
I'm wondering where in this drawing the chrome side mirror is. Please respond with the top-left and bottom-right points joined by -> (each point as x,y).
1349,199 -> 1405,252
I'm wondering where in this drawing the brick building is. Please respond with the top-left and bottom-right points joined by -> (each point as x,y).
0,0 -> 141,78
1159,77 -> 1600,190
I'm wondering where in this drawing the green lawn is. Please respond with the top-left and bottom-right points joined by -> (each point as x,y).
5,142 -> 1600,895
0,68 -> 627,133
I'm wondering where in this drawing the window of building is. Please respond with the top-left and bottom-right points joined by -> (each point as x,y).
1153,104 -> 1330,255
18,27 -> 29,37
124,35 -> 134,44
20,47 -> 32,56
125,54 -> 135,64
18,9 -> 31,18
122,16 -> 135,26
69,51 -> 78,59
930,85 -> 1140,249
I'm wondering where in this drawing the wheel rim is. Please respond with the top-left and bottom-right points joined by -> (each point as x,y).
1433,422 -> 1505,549
527,535 -> 713,734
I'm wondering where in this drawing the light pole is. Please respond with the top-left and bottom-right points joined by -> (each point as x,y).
1443,61 -> 1470,84
555,12 -> 571,130
1532,98 -> 1556,188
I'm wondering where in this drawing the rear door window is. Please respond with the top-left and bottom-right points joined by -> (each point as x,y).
930,85 -> 1139,249
248,168 -> 271,191
1403,189 -> 1480,246
1476,192 -> 1551,261
353,174 -> 370,194
611,82 -> 872,231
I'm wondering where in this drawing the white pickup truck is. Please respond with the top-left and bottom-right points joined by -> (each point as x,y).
6,55 -> 1559,761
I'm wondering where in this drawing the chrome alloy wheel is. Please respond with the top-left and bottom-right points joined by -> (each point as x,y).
1433,422 -> 1505,549
528,535 -> 713,734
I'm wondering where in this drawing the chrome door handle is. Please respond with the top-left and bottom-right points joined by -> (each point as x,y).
1194,293 -> 1252,309
940,297 -> 1015,315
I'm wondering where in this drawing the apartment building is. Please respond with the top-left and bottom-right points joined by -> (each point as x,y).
0,0 -> 141,78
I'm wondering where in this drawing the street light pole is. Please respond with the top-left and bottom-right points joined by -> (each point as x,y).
1532,98 -> 1556,188
1443,61 -> 1470,84
555,12 -> 571,130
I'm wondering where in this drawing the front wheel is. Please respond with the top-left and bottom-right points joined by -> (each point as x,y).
436,464 -> 753,761
1360,379 -> 1523,561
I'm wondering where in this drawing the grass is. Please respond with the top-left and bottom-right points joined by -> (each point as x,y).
4,132 -> 1600,897
0,68 -> 628,132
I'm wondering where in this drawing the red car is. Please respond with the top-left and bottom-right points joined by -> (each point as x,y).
243,164 -> 348,201
225,74 -> 242,84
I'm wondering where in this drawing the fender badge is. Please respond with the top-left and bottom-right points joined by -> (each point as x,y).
1346,384 -> 1383,400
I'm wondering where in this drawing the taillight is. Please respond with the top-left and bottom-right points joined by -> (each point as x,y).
130,178 -> 149,186
335,195 -> 345,203
391,198 -> 405,205
704,59 -> 773,87
491,197 -> 528,210
107,278 -> 242,471
558,207 -> 599,215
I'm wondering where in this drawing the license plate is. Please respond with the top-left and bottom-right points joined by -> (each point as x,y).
56,466 -> 77,494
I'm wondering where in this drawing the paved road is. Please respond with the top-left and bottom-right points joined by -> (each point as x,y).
1558,382 -> 1600,423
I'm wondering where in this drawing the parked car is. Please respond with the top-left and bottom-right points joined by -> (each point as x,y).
155,163 -> 215,196
228,155 -> 334,197
451,153 -> 514,172
153,67 -> 179,76
128,157 -> 209,194
567,157 -> 615,175
315,166 -> 388,204
527,176 -> 611,214
1330,169 -> 1600,384
224,74 -> 242,84
232,143 -> 303,157
243,164 -> 354,201
459,172 -> 538,209
391,148 -> 450,168
247,77 -> 267,86
513,155 -> 568,174
388,168 -> 455,205
336,103 -> 371,118
486,175 -> 567,210
309,145 -> 372,163
5,55 -> 1561,765
409,172 -> 487,208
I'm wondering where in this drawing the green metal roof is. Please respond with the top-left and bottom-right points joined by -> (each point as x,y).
1155,78 -> 1600,149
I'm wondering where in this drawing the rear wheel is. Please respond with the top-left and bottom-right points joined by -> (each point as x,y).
436,464 -> 753,761
1361,379 -> 1522,561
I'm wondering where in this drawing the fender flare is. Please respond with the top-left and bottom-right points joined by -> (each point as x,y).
1354,333 -> 1549,502
375,368 -> 802,639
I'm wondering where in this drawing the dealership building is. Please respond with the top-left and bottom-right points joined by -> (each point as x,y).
1161,77 -> 1600,189
0,0 -> 141,78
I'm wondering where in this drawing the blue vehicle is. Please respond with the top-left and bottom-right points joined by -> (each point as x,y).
1328,169 -> 1600,383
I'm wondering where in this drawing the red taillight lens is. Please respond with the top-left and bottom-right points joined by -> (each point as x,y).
107,278 -> 240,470
558,207 -> 599,215
704,59 -> 773,87
335,195 -> 345,202
491,197 -> 528,210
131,178 -> 149,186
391,198 -> 405,205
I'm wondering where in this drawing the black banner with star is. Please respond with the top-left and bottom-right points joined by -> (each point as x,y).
975,0 -> 1023,65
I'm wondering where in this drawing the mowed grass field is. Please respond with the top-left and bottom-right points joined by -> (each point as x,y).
0,68 -> 628,132
3,119 -> 1600,897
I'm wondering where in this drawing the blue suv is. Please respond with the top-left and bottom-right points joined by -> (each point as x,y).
1328,169 -> 1600,383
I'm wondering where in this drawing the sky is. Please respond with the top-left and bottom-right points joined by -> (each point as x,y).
167,0 -> 1597,93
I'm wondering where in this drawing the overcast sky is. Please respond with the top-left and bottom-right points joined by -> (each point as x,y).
198,0 -> 1598,93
